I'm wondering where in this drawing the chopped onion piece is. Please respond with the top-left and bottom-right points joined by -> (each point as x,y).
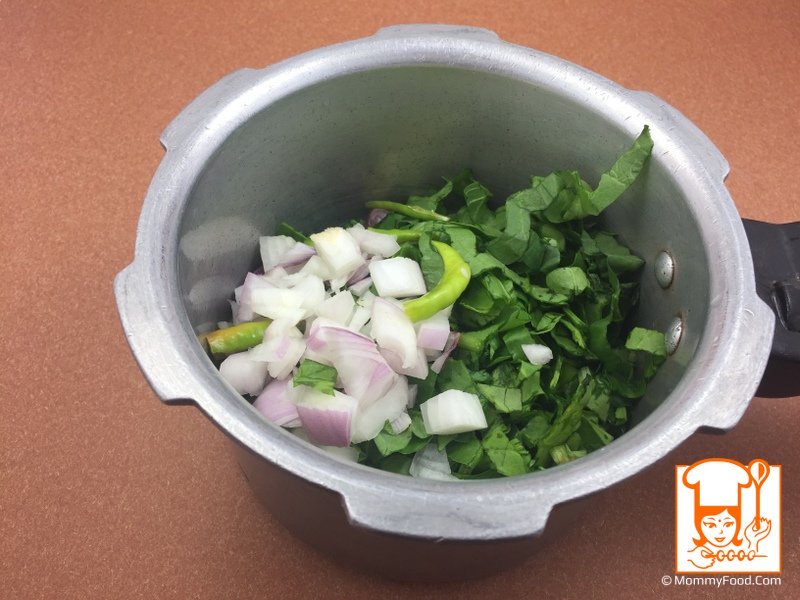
357,291 -> 376,309
253,378 -> 300,427
250,287 -> 306,326
371,297 -> 419,369
367,208 -> 388,227
219,351 -> 270,396
328,275 -> 349,291
348,276 -> 373,298
301,347 -> 333,366
415,315 -> 450,351
321,444 -> 359,462
420,389 -> 487,435
228,299 -> 240,323
350,376 -> 409,443
260,235 -> 296,271
409,444 -> 458,481
369,257 -> 427,298
346,304 -> 371,333
262,266 -> 289,285
310,227 -> 365,279
348,223 -> 401,258
407,384 -> 418,408
345,260 -> 371,286
291,274 -> 326,314
390,411 -> 412,434
430,332 -> 460,374
307,319 -> 396,406
237,272 -> 274,323
315,291 -> 355,324
522,343 -> 554,365
294,387 -> 358,447
278,241 -> 316,268
298,255 -> 334,280
381,346 -> 428,380
250,322 -> 306,379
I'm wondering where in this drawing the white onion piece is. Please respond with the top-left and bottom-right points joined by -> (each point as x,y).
294,387 -> 358,447
409,444 -> 458,481
237,272 -> 275,323
301,346 -> 334,367
350,376 -> 409,443
346,305 -> 371,333
315,291 -> 355,324
319,444 -> 359,462
407,384 -> 418,408
415,315 -> 451,351
253,378 -> 300,427
390,411 -> 412,434
234,284 -> 244,304
367,208 -> 388,227
219,352 -> 270,396
521,343 -> 554,365
348,276 -> 373,298
358,290 -> 376,306
279,241 -> 316,268
310,227 -> 365,279
262,266 -> 289,285
291,274 -> 327,314
430,332 -> 460,374
345,260 -> 371,286
298,255 -> 335,281
249,320 -> 306,378
260,235 -> 297,271
250,287 -> 306,326
307,319 -> 396,406
328,275 -> 349,292
228,299 -> 240,323
371,297 -> 419,368
252,336 -> 306,379
369,257 -> 427,298
380,346 -> 429,380
420,389 -> 487,435
348,224 -> 401,258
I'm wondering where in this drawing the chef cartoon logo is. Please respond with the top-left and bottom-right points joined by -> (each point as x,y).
675,458 -> 781,573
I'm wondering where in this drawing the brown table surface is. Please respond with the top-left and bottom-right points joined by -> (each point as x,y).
3,1 -> 798,598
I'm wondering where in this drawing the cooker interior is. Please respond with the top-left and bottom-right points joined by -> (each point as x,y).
176,65 -> 709,428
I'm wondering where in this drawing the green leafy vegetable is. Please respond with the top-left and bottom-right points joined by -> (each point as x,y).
354,125 -> 663,477
293,359 -> 338,395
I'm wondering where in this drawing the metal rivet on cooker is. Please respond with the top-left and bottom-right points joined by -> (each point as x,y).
654,251 -> 674,289
665,316 -> 683,355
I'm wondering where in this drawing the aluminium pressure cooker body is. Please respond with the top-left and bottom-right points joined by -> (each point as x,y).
115,26 -> 783,580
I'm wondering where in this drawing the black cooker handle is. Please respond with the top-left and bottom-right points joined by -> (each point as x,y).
742,219 -> 800,397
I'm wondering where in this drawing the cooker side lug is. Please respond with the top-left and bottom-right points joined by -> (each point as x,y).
340,485 -> 553,541
114,264 -> 198,405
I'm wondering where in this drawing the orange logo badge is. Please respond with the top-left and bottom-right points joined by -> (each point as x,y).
675,458 -> 781,573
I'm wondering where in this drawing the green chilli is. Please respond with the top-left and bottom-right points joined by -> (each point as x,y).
368,228 -> 424,243
403,241 -> 471,322
205,320 -> 271,355
365,200 -> 450,222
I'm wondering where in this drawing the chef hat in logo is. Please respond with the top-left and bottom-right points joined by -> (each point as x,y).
683,459 -> 751,507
